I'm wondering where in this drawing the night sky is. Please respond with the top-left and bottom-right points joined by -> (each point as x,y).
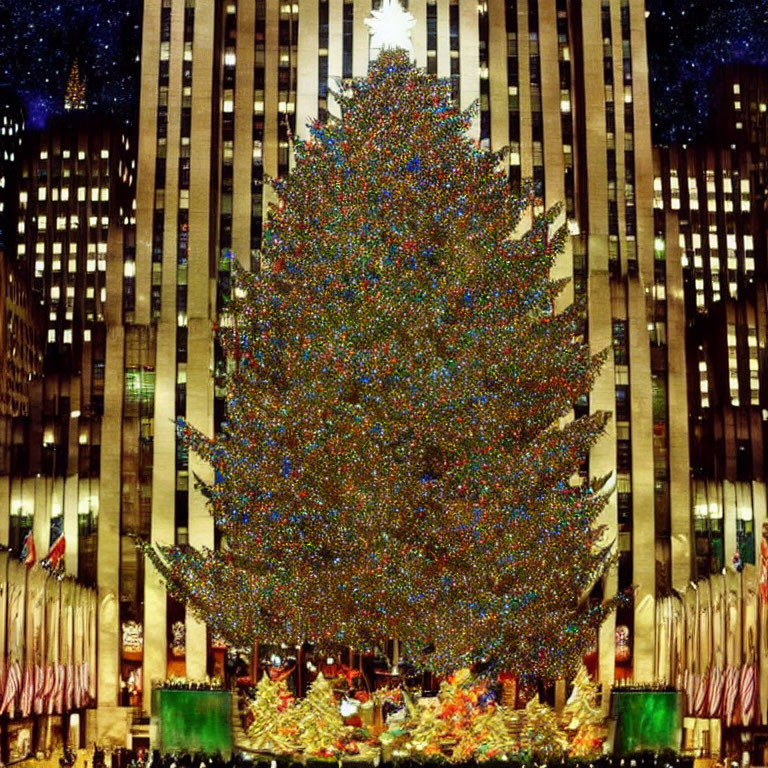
646,0 -> 768,144
0,0 -> 141,129
0,0 -> 767,142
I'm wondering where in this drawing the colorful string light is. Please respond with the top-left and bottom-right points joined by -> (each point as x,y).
142,50 -> 612,682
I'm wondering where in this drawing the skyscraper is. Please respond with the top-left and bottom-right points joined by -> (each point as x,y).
123,0 -> 674,719
4,112 -> 137,740
654,65 -> 768,581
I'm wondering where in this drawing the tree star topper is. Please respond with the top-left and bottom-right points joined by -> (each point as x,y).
365,0 -> 416,58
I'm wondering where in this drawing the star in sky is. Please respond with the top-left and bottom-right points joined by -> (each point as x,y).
364,0 -> 417,57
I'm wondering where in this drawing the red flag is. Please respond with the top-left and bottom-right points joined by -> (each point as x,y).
20,532 -> 35,567
43,665 -> 55,714
33,664 -> 45,715
19,665 -> 34,717
0,660 -> 21,715
44,534 -> 65,572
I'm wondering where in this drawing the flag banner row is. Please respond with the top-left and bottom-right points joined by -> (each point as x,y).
0,552 -> 96,718
655,563 -> 763,727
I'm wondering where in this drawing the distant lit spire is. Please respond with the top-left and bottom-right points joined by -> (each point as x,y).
64,60 -> 87,111
365,0 -> 416,59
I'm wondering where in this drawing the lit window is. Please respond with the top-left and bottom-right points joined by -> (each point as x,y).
224,50 -> 236,67
87,259 -> 96,272
61,187 -> 69,201
91,188 -> 99,202
38,187 -> 47,201
100,187 -> 109,202
101,149 -> 109,159
63,329 -> 72,345
97,243 -> 107,254
51,286 -> 60,299
40,150 -> 48,160
124,261 -> 136,278
56,216 -> 66,230
62,150 -> 70,159
19,191 -> 27,206
78,151 -> 85,160
17,221 -> 24,234
48,329 -> 56,343
37,215 -> 47,228
160,42 -> 170,60
52,242 -> 62,255
84,329 -> 91,342
68,259 -> 77,272
70,215 -> 79,228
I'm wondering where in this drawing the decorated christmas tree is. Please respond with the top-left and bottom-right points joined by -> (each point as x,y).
247,673 -> 298,753
521,696 -> 569,759
143,44 -> 612,681
561,666 -> 606,757
296,673 -> 346,755
561,665 -> 602,731
64,60 -> 86,111
453,704 -> 518,762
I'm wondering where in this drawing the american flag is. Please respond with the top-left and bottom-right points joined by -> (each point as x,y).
65,663 -> 74,711
0,660 -> 21,715
19,665 -> 34,717
82,661 -> 90,705
33,663 -> 45,715
694,669 -> 709,716
725,665 -> 741,726
708,666 -> 725,717
43,665 -> 56,714
741,663 -> 756,727
53,663 -> 65,714
73,663 -> 82,709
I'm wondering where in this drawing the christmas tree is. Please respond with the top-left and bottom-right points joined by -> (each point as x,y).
144,47 -> 611,681
247,673 -> 298,753
64,60 -> 86,111
296,673 -> 346,755
520,696 -> 569,759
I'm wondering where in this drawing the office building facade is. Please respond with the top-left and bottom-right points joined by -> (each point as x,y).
106,0 -> 686,727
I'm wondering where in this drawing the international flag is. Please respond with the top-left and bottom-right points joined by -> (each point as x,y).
43,665 -> 55,714
20,531 -> 35,567
19,665 -> 33,717
0,660 -> 21,715
65,663 -> 74,711
53,663 -> 65,714
73,664 -> 82,708
33,663 -> 45,715
43,533 -> 65,574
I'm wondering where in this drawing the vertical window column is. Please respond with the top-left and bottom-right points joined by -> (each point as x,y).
505,0 -> 519,189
